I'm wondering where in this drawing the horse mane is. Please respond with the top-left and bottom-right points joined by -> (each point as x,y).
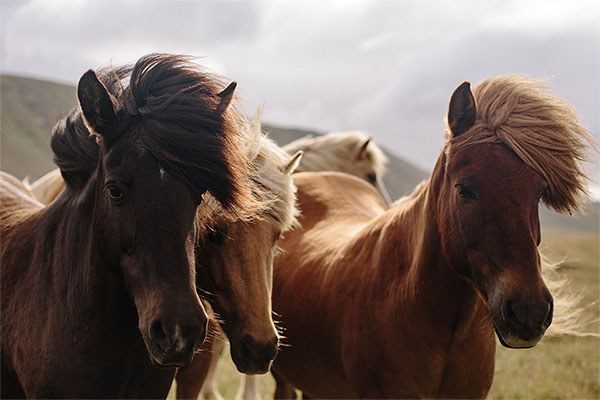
246,109 -> 300,230
283,131 -> 388,177
50,54 -> 253,215
446,75 -> 594,213
197,109 -> 299,235
49,107 -> 98,185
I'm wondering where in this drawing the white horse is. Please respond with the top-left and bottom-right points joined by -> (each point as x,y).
283,131 -> 392,207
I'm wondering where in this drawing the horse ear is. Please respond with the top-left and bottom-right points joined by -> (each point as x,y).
358,137 -> 371,159
448,81 -> 476,137
217,81 -> 237,112
77,70 -> 119,144
283,150 -> 303,175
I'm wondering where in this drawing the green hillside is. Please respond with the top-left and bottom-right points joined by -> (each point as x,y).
1,74 -> 76,180
1,73 -> 597,233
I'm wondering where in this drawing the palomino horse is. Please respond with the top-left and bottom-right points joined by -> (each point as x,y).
283,131 -> 393,206
174,112 -> 303,399
0,54 -> 254,398
177,131 -> 392,400
270,77 -> 591,398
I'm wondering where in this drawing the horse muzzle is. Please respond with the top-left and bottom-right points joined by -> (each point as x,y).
493,294 -> 553,349
144,314 -> 208,367
231,334 -> 279,374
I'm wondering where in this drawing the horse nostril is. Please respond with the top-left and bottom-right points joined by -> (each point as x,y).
240,335 -> 258,362
506,301 -> 520,324
149,319 -> 171,349
239,335 -> 279,367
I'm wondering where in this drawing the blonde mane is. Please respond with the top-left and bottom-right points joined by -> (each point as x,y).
0,172 -> 43,231
283,131 -> 388,177
447,75 -> 594,213
27,169 -> 64,205
196,109 -> 299,235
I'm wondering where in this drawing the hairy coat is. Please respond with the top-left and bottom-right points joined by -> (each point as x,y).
1,54 -> 253,398
271,76 -> 592,398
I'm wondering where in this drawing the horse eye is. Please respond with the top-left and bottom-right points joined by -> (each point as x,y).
273,230 -> 282,243
366,173 -> 377,184
106,183 -> 126,203
456,185 -> 476,202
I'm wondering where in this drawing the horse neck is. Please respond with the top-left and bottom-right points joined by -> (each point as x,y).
30,172 -> 129,324
347,155 -> 483,331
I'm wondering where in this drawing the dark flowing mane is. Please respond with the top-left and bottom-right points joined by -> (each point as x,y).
49,107 -> 98,186
50,54 -> 251,212
446,76 -> 594,213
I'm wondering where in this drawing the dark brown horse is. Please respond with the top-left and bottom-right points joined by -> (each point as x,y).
270,77 -> 591,398
0,54 -> 253,398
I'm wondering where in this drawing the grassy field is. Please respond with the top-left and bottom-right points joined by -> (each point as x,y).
169,231 -> 599,399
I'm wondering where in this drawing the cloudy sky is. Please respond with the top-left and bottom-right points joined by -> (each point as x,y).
1,0 -> 598,182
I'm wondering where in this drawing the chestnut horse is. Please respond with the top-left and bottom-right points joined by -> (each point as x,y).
271,77 -> 592,398
283,131 -> 392,206
0,54 -> 254,398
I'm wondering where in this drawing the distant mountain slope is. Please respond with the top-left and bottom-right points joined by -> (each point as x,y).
1,74 -> 76,179
0,73 -> 429,198
1,73 -> 596,233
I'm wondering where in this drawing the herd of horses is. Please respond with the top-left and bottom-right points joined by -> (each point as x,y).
0,53 -> 594,399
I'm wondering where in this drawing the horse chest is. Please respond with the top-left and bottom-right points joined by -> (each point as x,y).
341,324 -> 449,397
340,302 -> 495,398
9,301 -> 170,398
435,325 -> 496,397
338,335 -> 493,398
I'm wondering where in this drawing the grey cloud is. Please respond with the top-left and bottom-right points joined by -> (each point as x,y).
1,0 -> 597,179
2,0 -> 260,80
